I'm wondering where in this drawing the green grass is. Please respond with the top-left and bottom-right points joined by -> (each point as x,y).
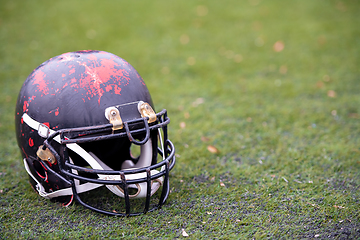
1,0 -> 359,238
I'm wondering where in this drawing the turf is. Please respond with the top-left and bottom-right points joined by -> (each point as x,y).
1,0 -> 359,238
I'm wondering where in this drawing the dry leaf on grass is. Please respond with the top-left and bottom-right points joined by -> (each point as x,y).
273,41 -> 284,52
207,145 -> 219,154
192,98 -> 204,107
220,182 -> 225,187
348,113 -> 360,119
279,65 -> 287,74
181,229 -> 189,237
201,136 -> 210,142
316,81 -> 324,88
180,122 -> 186,129
327,90 -> 336,98
307,202 -> 320,209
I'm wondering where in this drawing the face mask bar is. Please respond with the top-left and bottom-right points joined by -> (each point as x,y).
63,139 -> 175,216
25,109 -> 175,216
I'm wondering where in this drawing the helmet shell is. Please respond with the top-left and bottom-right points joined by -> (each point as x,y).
15,50 -> 154,159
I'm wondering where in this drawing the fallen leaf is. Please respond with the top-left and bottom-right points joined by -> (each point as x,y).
196,5 -> 208,16
273,41 -> 284,52
334,205 -> 345,209
187,57 -> 196,66
316,81 -> 324,88
180,122 -> 186,129
336,2 -> 347,12
279,65 -> 287,74
180,34 -> 190,45
210,176 -> 215,181
307,202 -> 320,209
207,145 -> 219,154
220,182 -> 225,187
225,50 -> 234,59
206,212 -> 212,215
327,90 -> 336,98
192,98 -> 204,107
181,229 -> 189,237
234,54 -> 243,63
349,113 -> 360,119
201,136 -> 210,142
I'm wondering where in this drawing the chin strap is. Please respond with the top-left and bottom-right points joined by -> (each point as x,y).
22,113 -> 163,200
23,158 -> 102,200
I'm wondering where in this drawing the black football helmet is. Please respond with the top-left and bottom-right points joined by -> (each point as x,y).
15,50 -> 175,216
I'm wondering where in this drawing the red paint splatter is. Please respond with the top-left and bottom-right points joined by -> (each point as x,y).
29,138 -> 34,147
75,56 -> 130,103
114,85 -> 121,95
49,107 -> 60,116
43,122 -> 50,128
23,101 -> 29,112
69,68 -> 75,74
105,85 -> 112,92
22,96 -> 36,112
79,50 -> 93,53
32,70 -> 49,95
87,54 -> 98,61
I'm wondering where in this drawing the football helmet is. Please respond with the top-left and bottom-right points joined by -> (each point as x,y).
15,50 -> 176,216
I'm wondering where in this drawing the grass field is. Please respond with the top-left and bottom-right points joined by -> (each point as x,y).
1,0 -> 359,238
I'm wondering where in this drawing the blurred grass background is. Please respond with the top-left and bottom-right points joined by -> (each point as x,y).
1,0 -> 359,238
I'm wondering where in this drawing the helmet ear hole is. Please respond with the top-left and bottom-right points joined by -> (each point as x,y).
130,143 -> 141,160
33,160 -> 47,179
